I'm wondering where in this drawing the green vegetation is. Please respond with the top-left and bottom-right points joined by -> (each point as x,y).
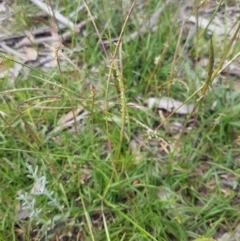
0,0 -> 240,240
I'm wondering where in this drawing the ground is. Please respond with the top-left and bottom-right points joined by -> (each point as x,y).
0,0 -> 240,240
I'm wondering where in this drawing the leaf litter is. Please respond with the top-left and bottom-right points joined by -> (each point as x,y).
4,0 -> 240,240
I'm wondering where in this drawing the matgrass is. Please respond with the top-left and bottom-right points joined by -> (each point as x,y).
1,0 -> 240,240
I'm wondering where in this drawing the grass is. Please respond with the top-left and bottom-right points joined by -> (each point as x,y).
1,0 -> 240,240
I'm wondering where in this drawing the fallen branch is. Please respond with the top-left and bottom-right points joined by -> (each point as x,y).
30,0 -> 76,31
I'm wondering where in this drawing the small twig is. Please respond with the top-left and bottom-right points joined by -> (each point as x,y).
47,111 -> 89,137
0,43 -> 25,60
30,0 -> 76,31
16,21 -> 88,48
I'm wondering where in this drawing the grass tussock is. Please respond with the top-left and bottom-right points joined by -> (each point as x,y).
0,0 -> 240,240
